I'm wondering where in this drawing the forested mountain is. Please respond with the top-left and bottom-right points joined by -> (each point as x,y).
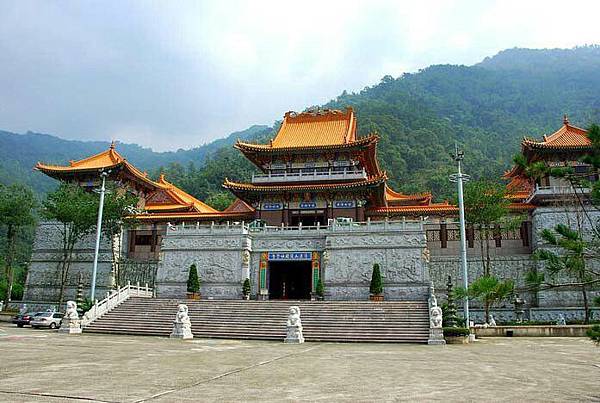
0,125 -> 268,194
1,45 -> 599,203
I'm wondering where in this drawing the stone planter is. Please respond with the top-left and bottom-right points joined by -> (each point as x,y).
186,292 -> 201,300
445,335 -> 469,344
369,294 -> 384,302
242,294 -> 250,300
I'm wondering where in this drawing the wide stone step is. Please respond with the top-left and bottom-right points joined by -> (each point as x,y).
84,297 -> 431,343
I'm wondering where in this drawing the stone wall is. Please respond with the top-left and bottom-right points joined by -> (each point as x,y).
23,222 -> 113,303
324,229 -> 429,300
156,222 -> 430,301
156,225 -> 249,299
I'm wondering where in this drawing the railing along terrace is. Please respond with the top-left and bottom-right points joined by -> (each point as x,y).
525,185 -> 591,203
252,167 -> 367,183
166,218 -> 424,235
81,281 -> 153,327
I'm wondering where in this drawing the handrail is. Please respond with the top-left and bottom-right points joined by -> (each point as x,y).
81,281 -> 153,327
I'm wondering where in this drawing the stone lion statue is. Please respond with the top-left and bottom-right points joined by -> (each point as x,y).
287,306 -> 301,327
430,305 -> 443,328
488,314 -> 497,327
64,301 -> 79,320
175,304 -> 191,326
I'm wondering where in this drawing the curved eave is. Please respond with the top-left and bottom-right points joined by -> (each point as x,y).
133,211 -> 254,221
35,161 -> 124,175
235,134 -> 379,154
368,205 -> 457,216
223,175 -> 387,193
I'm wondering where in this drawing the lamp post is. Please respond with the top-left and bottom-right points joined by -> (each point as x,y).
90,170 -> 109,301
449,144 -> 470,326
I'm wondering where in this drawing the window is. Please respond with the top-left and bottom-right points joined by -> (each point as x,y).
135,235 -> 153,246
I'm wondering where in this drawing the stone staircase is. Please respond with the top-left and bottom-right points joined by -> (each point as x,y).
84,297 -> 430,343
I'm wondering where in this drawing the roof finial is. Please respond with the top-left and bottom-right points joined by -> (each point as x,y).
110,140 -> 116,149
563,114 -> 569,125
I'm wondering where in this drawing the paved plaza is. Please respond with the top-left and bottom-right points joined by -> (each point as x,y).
0,323 -> 598,402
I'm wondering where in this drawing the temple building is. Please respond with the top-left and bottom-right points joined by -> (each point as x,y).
21,112 -> 599,322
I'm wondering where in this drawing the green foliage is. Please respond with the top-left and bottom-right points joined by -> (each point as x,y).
369,263 -> 383,295
80,297 -> 94,314
205,192 -> 235,211
456,275 -> 514,322
463,180 -> 510,225
0,183 -> 37,304
43,183 -> 100,305
531,224 -> 596,323
187,264 -> 200,293
594,295 -> 600,307
242,278 -> 251,296
315,278 -> 324,297
442,327 -> 470,337
587,325 -> 600,346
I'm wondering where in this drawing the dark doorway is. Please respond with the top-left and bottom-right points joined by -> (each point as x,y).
268,261 -> 312,299
290,213 -> 326,226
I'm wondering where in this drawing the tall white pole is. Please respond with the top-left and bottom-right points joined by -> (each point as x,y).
91,170 -> 108,301
450,144 -> 470,326
456,157 -> 470,326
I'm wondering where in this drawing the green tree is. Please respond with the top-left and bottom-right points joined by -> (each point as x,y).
43,183 -> 98,306
315,278 -> 324,298
205,192 -> 235,211
527,224 -> 600,324
242,278 -> 251,297
463,180 -> 511,276
369,263 -> 383,295
101,187 -> 140,286
456,275 -> 514,323
187,264 -> 200,293
0,184 -> 37,304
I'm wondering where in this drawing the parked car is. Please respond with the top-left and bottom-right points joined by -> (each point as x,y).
12,312 -> 43,327
30,312 -> 64,329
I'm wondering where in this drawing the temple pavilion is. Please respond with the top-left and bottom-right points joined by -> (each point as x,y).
225,107 -> 453,225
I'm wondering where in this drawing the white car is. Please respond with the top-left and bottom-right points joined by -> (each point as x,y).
30,312 -> 63,329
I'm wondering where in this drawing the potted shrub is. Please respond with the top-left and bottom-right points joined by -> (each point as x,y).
242,278 -> 251,300
443,327 -> 470,344
186,264 -> 200,300
369,263 -> 384,301
315,278 -> 325,301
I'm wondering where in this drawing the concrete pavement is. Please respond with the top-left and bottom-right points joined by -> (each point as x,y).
0,323 -> 598,402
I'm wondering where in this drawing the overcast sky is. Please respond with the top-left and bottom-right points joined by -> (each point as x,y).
1,1 -> 599,151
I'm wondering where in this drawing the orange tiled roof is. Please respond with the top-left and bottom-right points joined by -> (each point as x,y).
522,116 -> 590,150
36,142 -> 124,172
506,176 -> 534,200
385,186 -> 432,205
145,175 -> 219,214
235,107 -> 372,152
224,198 -> 255,214
35,143 -> 241,219
369,201 -> 457,215
273,107 -> 355,147
35,142 -> 160,188
135,211 -> 253,221
223,174 -> 386,193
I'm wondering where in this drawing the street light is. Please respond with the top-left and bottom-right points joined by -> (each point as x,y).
449,143 -> 471,326
90,169 -> 110,301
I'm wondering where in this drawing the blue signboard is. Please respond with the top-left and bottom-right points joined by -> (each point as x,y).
262,203 -> 283,211
334,200 -> 355,209
299,201 -> 317,209
268,252 -> 312,261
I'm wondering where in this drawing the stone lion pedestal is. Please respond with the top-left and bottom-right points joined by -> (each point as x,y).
59,301 -> 82,334
284,306 -> 305,344
170,304 -> 194,340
